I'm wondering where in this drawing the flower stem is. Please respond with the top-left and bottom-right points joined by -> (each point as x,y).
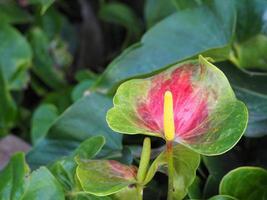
136,137 -> 151,200
166,141 -> 174,200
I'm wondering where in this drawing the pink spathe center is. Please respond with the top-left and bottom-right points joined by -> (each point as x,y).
137,66 -> 208,139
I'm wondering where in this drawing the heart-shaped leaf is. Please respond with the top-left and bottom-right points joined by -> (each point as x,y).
76,159 -> 137,196
107,56 -> 248,155
219,167 -> 267,200
144,144 -> 200,200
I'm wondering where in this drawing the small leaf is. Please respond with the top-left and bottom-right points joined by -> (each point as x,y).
0,153 -> 29,200
0,23 -> 32,90
50,136 -> 105,192
219,167 -> 267,200
107,57 -> 248,155
144,144 -> 200,200
28,27 -> 67,90
31,104 -> 58,145
76,159 -> 137,196
0,68 -> 17,136
29,0 -> 55,14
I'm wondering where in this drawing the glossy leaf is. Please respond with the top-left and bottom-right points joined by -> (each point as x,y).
31,104 -> 58,145
96,0 -> 235,91
0,23 -> 32,90
76,159 -> 137,196
107,56 -> 248,155
144,144 -> 200,200
27,93 -> 122,168
0,153 -> 29,200
219,167 -> 267,200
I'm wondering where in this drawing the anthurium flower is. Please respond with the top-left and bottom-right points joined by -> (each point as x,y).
107,56 -> 248,155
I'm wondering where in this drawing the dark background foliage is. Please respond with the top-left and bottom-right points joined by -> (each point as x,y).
1,0 -> 267,199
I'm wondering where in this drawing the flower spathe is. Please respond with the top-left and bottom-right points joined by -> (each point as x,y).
107,56 -> 248,155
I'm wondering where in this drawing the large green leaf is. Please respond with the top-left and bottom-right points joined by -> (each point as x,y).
0,23 -> 32,90
0,153 -> 29,200
22,167 -> 65,200
107,57 -> 248,155
96,0 -> 235,92
219,167 -> 267,200
144,144 -> 200,200
31,104 -> 58,145
76,159 -> 137,196
27,93 -> 122,168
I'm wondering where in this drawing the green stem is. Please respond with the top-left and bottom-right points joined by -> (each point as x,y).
167,141 -> 174,200
136,137 -> 151,200
136,184 -> 143,200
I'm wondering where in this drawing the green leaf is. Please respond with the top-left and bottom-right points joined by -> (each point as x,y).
0,68 -> 17,136
219,62 -> 267,137
99,2 -> 142,45
0,23 -> 32,90
96,0 -> 235,91
31,104 -> 58,145
49,136 -> 105,194
22,167 -> 65,200
0,153 -> 29,200
76,159 -> 137,196
0,2 -> 32,24
188,176 -> 202,199
144,144 -> 200,200
145,0 -> 202,28
110,187 -> 139,200
219,167 -> 267,200
71,80 -> 95,102
230,0 -> 267,70
27,93 -> 122,168
145,0 -> 176,28
209,195 -> 237,200
107,57 -> 248,155
231,35 -> 267,70
28,27 -> 67,90
29,0 -> 55,14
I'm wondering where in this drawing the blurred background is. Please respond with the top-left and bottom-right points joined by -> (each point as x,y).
1,0 -> 267,199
